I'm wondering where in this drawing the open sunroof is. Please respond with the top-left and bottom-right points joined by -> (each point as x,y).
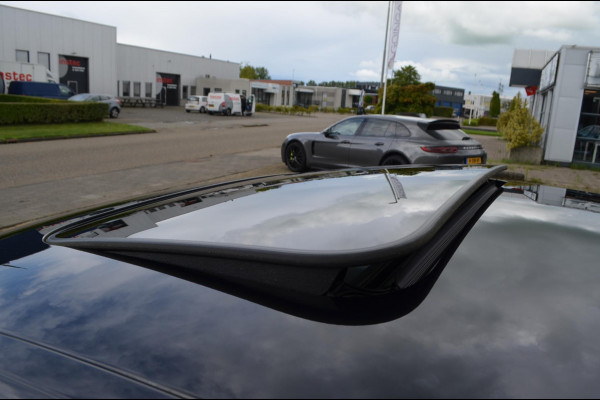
44,165 -> 506,325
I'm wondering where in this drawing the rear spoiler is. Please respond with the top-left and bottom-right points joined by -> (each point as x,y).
418,119 -> 461,132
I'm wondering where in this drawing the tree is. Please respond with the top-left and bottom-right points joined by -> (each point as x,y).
307,80 -> 317,86
239,64 -> 271,80
240,64 -> 258,79
376,65 -> 435,116
255,66 -> 271,80
392,65 -> 421,87
490,91 -> 501,118
497,92 -> 544,150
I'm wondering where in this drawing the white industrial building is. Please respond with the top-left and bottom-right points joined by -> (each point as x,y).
0,4 -> 241,106
510,46 -> 600,166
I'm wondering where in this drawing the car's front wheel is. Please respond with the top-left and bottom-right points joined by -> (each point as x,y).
285,142 -> 307,173
200,106 -> 205,113
110,107 -> 120,118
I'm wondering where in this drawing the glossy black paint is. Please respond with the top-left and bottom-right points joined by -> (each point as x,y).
1,169 -> 600,398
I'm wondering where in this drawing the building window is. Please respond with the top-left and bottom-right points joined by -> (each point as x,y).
123,81 -> 131,97
215,88 -> 222,93
37,52 -> 50,70
134,82 -> 141,97
191,86 -> 196,95
16,50 -> 29,63
235,89 -> 240,94
145,82 -> 152,98
183,85 -> 188,99
573,89 -> 600,164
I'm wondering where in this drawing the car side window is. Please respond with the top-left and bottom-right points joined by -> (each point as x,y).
329,119 -> 364,136
392,123 -> 411,138
360,119 -> 395,137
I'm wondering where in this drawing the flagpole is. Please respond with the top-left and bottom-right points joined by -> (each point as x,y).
381,1 -> 391,115
380,1 -> 391,90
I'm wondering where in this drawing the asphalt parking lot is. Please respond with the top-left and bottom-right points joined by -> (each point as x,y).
2,107 -> 600,235
0,107 -> 342,234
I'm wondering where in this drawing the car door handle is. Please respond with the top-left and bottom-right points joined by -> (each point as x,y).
375,142 -> 385,146
341,140 -> 351,144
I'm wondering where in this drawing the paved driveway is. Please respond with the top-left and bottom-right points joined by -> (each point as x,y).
2,108 -> 599,235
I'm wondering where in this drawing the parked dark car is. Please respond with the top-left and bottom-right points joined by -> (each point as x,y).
68,93 -> 121,118
281,115 -> 487,172
8,81 -> 74,100
1,165 -> 600,398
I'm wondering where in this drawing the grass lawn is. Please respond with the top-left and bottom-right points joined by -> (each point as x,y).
0,121 -> 154,143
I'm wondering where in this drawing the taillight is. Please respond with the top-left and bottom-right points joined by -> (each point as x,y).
421,146 -> 458,154
221,102 -> 226,107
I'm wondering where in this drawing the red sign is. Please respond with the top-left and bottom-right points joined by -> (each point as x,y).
525,86 -> 538,96
0,71 -> 33,82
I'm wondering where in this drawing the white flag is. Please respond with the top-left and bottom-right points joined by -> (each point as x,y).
387,1 -> 403,71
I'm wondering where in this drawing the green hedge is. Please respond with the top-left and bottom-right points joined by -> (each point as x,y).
478,116 -> 498,127
0,94 -> 62,103
0,102 -> 108,125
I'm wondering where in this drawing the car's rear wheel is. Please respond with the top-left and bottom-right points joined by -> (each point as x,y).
285,142 -> 307,173
110,107 -> 119,118
200,106 -> 205,113
381,154 -> 407,166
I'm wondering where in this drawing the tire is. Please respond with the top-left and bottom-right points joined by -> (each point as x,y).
109,107 -> 120,119
200,107 -> 205,113
186,109 -> 190,113
284,142 -> 307,173
226,108 -> 232,116
381,154 -> 407,166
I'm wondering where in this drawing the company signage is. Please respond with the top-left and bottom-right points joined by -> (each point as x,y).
156,72 -> 181,106
59,55 -> 89,94
0,71 -> 33,82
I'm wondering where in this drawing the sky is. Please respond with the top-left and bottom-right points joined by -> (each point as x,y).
2,1 -> 600,98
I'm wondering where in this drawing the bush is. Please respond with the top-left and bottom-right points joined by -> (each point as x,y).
307,105 -> 319,114
497,93 -> 544,150
255,104 -> 269,112
478,117 -> 498,127
434,106 -> 454,118
0,102 -> 107,125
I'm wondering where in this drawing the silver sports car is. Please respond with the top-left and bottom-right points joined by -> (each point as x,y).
281,115 -> 487,172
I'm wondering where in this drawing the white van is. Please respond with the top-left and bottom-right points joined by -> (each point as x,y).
185,95 -> 208,113
207,92 -> 255,116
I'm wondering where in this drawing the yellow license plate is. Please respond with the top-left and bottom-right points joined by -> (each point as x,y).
467,157 -> 482,164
